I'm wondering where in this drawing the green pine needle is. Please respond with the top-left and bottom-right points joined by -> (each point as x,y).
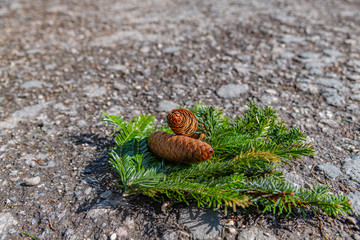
103,103 -> 352,217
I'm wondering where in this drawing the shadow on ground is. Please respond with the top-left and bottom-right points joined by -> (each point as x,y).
70,133 -> 117,213
70,134 -> 169,215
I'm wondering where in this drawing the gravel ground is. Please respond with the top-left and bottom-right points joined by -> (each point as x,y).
0,0 -> 359,239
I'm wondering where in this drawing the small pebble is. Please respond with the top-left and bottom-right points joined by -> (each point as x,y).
116,227 -> 128,238
84,187 -> 92,195
162,46 -> 181,54
100,190 -> 112,199
110,233 -> 117,240
228,227 -> 237,235
24,176 -> 41,186
216,83 -> 250,98
346,216 -> 358,226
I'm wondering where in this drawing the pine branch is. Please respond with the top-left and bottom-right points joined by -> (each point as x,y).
238,177 -> 352,217
104,102 -> 351,218
140,178 -> 250,213
104,114 -> 155,145
109,146 -> 164,191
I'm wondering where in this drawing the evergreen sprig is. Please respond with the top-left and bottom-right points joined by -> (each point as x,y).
103,103 -> 352,217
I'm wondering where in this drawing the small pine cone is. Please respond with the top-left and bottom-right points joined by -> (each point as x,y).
167,108 -> 200,139
147,131 -> 213,164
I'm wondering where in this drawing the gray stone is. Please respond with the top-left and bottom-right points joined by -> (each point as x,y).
308,84 -> 319,94
86,200 -> 116,219
0,8 -> 9,17
45,161 -> 56,168
342,156 -> 360,183
346,216 -> 358,226
216,83 -> 249,98
323,49 -> 342,57
90,31 -> 146,47
157,100 -> 178,112
308,68 -> 323,75
233,63 -> 249,75
350,94 -> 360,101
124,216 -> 135,230
24,176 -> 41,186
348,75 -> 360,81
116,227 -> 128,238
140,46 -> 150,53
265,89 -> 277,95
36,153 -> 49,160
278,52 -> 295,59
284,172 -> 305,188
179,206 -> 221,240
321,119 -> 340,128
110,233 -> 117,240
237,227 -> 277,240
0,212 -> 18,240
0,145 -> 6,152
19,154 -> 37,167
269,78 -> 280,84
317,162 -> 342,180
20,80 -> 46,89
162,46 -> 182,54
163,230 -> 177,240
100,190 -> 112,199
130,109 -> 141,117
348,192 -> 360,217
296,83 -> 319,94
347,103 -> 359,112
75,191 -> 82,197
47,5 -> 69,13
18,211 -> 26,216
316,78 -> 343,88
279,35 -> 304,43
0,102 -> 52,130
299,52 -> 321,59
14,103 -> 50,118
108,64 -> 129,74
64,229 -> 77,240
8,228 -> 16,234
260,94 -> 278,104
305,62 -> 324,69
227,226 -> 237,235
10,2 -> 23,10
106,105 -> 124,116
84,85 -> 107,98
352,233 -> 360,240
237,55 -> 252,62
53,102 -> 68,111
347,59 -> 360,67
321,88 -> 338,97
84,187 -> 92,195
114,82 -> 128,90
325,94 -> 344,107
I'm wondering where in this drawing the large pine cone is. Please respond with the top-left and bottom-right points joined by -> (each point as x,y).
147,131 -> 213,164
167,108 -> 200,139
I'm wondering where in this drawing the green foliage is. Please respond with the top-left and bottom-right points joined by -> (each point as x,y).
103,103 -> 352,217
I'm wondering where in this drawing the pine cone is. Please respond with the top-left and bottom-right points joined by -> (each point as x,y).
167,108 -> 200,139
147,131 -> 213,164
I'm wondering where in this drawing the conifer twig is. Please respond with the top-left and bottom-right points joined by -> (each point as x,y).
103,102 -> 351,217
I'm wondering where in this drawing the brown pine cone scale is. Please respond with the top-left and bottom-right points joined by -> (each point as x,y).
147,131 -> 213,164
167,108 -> 200,139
